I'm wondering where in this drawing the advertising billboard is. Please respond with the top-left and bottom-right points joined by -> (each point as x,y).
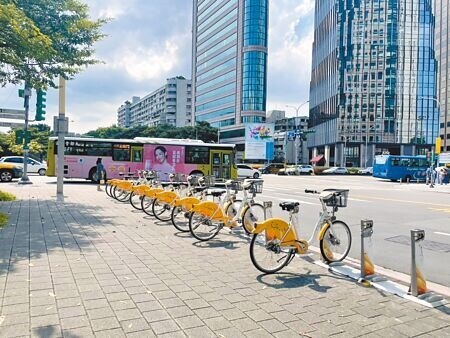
245,123 -> 275,160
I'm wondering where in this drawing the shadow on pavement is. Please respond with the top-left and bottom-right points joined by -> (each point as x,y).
257,271 -> 332,292
192,239 -> 242,250
0,198 -> 115,277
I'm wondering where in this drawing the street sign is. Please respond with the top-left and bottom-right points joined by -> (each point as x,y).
0,108 -> 25,118
0,121 -> 25,128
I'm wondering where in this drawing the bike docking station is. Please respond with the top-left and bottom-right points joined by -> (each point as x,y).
315,221 -> 448,308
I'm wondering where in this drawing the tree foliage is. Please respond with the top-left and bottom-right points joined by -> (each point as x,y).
0,0 -> 108,89
84,122 -> 220,143
0,123 -> 50,160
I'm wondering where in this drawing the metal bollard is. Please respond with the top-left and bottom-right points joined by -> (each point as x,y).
263,201 -> 272,220
360,220 -> 375,279
410,229 -> 427,297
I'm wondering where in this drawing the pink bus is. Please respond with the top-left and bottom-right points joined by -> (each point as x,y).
47,136 -> 237,182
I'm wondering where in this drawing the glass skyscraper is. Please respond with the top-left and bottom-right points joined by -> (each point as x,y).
192,0 -> 268,148
434,0 -> 449,151
309,0 -> 438,167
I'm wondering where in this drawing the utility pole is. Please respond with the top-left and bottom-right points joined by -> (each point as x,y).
56,76 -> 68,196
18,83 -> 32,185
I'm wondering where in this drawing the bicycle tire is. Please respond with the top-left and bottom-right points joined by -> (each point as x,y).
171,207 -> 191,232
249,232 -> 294,274
189,211 -> 221,241
105,182 -> 113,197
320,220 -> 352,263
241,203 -> 265,234
152,199 -> 172,222
141,196 -> 155,216
112,186 -> 128,201
130,191 -> 143,210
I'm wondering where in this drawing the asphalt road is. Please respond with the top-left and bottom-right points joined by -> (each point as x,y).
256,173 -> 450,288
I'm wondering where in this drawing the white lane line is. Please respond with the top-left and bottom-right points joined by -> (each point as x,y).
434,232 -> 450,237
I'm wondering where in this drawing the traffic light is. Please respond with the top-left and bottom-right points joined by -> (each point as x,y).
35,89 -> 46,121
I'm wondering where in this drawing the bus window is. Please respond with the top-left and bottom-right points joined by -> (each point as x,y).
391,158 -> 400,166
113,144 -> 131,161
400,158 -> 410,167
186,146 -> 209,164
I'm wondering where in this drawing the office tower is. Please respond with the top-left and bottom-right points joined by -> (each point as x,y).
434,0 -> 449,151
309,0 -> 438,167
192,0 -> 268,147
117,76 -> 192,128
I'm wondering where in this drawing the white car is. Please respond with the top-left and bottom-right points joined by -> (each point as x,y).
237,164 -> 261,178
323,166 -> 348,174
358,167 -> 373,175
0,156 -> 47,175
297,165 -> 314,174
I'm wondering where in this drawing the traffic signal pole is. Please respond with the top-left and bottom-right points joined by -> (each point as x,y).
18,83 -> 32,185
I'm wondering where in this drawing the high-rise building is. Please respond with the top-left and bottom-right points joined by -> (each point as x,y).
434,0 -> 449,152
191,0 -> 268,149
309,0 -> 438,167
117,76 -> 192,128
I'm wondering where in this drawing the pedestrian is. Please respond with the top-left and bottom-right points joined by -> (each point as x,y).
96,158 -> 105,191
429,165 -> 436,188
425,166 -> 432,185
439,167 -> 448,185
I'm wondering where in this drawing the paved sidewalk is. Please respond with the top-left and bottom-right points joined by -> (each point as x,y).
0,178 -> 449,338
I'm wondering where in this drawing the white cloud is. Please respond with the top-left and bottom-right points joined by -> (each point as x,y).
0,1 -> 315,134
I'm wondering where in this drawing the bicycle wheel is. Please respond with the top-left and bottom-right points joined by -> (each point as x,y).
250,232 -> 294,274
105,182 -> 113,197
152,200 -> 172,222
320,220 -> 352,263
189,212 -> 221,241
130,191 -> 143,210
242,203 -> 265,234
171,207 -> 191,232
113,186 -> 130,202
141,196 -> 155,216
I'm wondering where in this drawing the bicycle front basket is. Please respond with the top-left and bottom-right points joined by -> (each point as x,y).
230,180 -> 243,192
251,179 -> 264,194
204,175 -> 216,187
323,189 -> 349,207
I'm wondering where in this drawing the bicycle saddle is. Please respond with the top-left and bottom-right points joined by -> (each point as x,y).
209,189 -> 227,197
279,201 -> 300,211
194,186 -> 208,193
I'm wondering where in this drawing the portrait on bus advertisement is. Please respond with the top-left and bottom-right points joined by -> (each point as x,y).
143,144 -> 197,181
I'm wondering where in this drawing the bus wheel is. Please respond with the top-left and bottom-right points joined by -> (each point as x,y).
189,170 -> 204,177
89,167 -> 97,182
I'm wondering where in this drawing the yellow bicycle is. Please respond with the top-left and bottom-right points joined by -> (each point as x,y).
250,188 -> 352,274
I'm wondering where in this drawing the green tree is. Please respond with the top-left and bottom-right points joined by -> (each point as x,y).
84,122 -> 220,143
0,0 -> 108,89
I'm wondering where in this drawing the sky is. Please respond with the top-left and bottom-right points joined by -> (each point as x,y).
0,0 -> 315,134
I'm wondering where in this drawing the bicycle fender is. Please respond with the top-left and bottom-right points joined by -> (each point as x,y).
318,223 -> 329,240
192,201 -> 224,220
155,190 -> 178,204
173,196 -> 200,210
240,205 -> 248,218
252,218 -> 288,234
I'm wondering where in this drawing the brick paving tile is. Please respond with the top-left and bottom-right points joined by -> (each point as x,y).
174,314 -> 205,329
60,316 -> 90,330
30,314 -> 60,328
244,328 -> 275,338
120,318 -> 151,333
90,316 -> 121,332
86,306 -> 115,320
125,329 -> 157,338
184,326 -> 216,338
94,328 -> 126,338
62,327 -> 95,338
0,323 -> 30,338
143,309 -> 171,323
149,318 -> 180,335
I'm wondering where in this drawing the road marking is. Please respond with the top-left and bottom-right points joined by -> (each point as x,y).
353,195 -> 450,208
434,232 -> 450,237
429,208 -> 450,214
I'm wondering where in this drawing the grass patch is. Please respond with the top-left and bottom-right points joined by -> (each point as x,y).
0,190 -> 16,201
0,212 -> 9,228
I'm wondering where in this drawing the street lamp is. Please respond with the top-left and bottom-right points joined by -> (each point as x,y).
286,100 -> 310,166
365,125 -> 376,168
